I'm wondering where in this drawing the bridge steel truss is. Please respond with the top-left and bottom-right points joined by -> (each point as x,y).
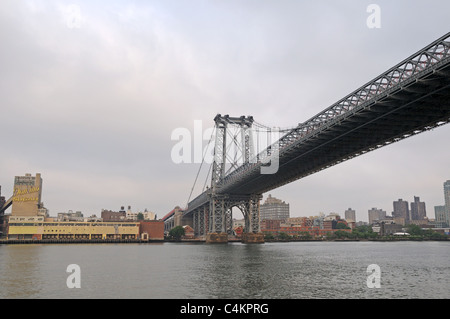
191,194 -> 262,237
184,32 -> 450,240
218,32 -> 450,195
204,115 -> 262,237
188,115 -> 263,238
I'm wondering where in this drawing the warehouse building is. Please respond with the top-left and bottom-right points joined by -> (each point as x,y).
3,173 -> 164,242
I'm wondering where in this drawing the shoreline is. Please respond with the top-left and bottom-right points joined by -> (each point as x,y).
0,238 -> 164,245
1,237 -> 448,245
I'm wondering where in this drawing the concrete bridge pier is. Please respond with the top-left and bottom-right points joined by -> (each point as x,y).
206,232 -> 228,243
241,232 -> 264,244
205,232 -> 264,243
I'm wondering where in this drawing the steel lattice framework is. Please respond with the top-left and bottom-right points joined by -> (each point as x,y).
179,32 -> 450,239
207,115 -> 260,235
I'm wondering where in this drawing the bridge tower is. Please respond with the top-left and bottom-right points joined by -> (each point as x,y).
205,114 -> 264,243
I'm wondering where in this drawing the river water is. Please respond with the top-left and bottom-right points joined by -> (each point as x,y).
0,241 -> 449,299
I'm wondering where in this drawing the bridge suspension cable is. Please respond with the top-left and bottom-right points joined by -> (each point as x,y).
252,120 -> 296,133
185,117 -> 293,208
185,126 -> 216,210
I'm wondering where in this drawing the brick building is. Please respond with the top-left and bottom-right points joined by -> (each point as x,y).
139,220 -> 164,241
260,195 -> 290,221
101,209 -> 126,222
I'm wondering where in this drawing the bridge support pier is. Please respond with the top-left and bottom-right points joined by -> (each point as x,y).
206,232 -> 228,244
241,232 -> 264,244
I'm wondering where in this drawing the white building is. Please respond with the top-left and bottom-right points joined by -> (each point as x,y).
126,206 -> 156,221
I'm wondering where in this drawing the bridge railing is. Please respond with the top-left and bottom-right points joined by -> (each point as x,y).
185,191 -> 209,214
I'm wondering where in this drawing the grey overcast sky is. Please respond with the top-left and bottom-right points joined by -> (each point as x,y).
1,0 -> 449,222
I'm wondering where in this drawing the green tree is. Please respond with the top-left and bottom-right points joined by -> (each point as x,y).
427,231 -> 446,240
406,224 -> 423,236
277,232 -> 291,241
352,225 -> 377,239
264,232 -> 275,240
298,231 -> 312,240
336,222 -> 350,230
410,227 -> 447,240
334,230 -> 349,239
324,231 -> 336,240
169,226 -> 185,241
137,212 -> 144,221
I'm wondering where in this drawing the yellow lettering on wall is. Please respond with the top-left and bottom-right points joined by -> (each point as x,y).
12,197 -> 38,202
13,187 -> 40,196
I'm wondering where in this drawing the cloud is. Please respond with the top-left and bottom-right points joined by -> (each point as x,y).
1,0 -> 449,221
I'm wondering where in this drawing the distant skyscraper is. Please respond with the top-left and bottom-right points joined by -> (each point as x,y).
260,194 -> 290,221
445,181 -> 450,208
410,196 -> 426,221
393,199 -> 410,225
345,208 -> 356,222
434,205 -> 447,227
368,208 -> 386,225
443,180 -> 450,226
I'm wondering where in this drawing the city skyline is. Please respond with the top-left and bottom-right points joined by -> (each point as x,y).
2,173 -> 446,224
1,1 -> 450,223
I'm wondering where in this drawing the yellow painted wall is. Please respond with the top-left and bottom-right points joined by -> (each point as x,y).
8,222 -> 140,237
8,225 -> 40,235
11,173 -> 43,216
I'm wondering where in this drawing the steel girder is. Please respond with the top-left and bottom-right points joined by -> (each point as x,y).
211,114 -> 255,184
197,114 -> 259,234
205,194 -> 262,234
193,205 -> 208,237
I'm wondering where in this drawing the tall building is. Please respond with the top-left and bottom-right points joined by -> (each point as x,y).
345,208 -> 356,222
368,208 -> 386,225
434,205 -> 447,228
410,196 -> 427,221
444,180 -> 450,226
260,194 -> 289,221
0,186 -> 5,237
11,173 -> 44,216
393,199 -> 410,225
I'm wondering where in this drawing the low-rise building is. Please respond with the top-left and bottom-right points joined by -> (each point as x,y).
182,225 -> 195,239
102,209 -> 126,222
139,220 -> 164,241
57,210 -> 84,222
6,216 -> 140,240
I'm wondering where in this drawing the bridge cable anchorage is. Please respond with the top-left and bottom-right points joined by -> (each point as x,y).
185,126 -> 216,210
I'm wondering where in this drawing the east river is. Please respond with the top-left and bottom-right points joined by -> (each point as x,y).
0,241 -> 449,299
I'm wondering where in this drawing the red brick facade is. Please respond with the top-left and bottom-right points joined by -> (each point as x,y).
139,221 -> 164,240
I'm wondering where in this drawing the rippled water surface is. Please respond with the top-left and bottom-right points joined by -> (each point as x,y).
0,241 -> 449,298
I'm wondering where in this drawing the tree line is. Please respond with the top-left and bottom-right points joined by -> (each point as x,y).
264,224 -> 448,241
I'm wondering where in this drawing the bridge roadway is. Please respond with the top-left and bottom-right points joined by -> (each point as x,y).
184,32 -> 450,217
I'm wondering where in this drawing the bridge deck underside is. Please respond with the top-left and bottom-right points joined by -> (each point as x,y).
218,64 -> 450,196
184,57 -> 450,217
